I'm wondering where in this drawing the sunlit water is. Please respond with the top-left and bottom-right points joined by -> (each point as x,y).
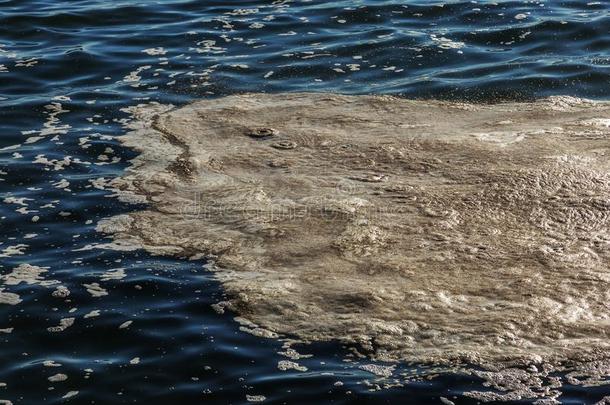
0,0 -> 609,403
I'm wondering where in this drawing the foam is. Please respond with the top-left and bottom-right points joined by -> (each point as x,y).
0,289 -> 21,306
48,374 -> 68,382
100,93 -> 610,401
1,264 -> 57,287
83,283 -> 108,297
47,317 -> 75,333
277,360 -> 307,372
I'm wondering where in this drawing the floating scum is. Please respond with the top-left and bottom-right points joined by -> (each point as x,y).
101,93 -> 610,395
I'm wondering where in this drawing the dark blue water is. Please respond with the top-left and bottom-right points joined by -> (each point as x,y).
0,1 -> 609,403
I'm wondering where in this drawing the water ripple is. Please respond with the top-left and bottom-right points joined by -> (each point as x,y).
0,0 -> 609,403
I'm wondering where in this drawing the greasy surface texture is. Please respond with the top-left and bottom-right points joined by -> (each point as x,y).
104,93 -> 610,369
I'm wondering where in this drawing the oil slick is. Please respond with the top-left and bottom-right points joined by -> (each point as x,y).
99,93 -> 610,401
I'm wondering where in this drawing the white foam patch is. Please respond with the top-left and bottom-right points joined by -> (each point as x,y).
47,317 -> 75,333
431,34 -> 465,50
99,268 -> 126,281
0,244 -> 28,258
142,47 -> 167,56
84,310 -> 100,318
0,289 -> 21,305
1,263 -> 58,287
83,283 -> 108,297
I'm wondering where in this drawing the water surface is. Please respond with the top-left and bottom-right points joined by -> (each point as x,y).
1,0 -> 609,403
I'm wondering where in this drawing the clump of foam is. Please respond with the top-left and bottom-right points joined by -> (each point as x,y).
99,268 -> 126,281
430,34 -> 465,50
246,394 -> 266,402
1,264 -> 57,286
277,360 -> 307,372
83,283 -> 108,297
0,263 -> 60,306
0,289 -> 21,305
47,317 -> 75,333
359,364 -> 395,378
61,391 -> 78,399
48,373 -> 68,382
100,93 -> 610,401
